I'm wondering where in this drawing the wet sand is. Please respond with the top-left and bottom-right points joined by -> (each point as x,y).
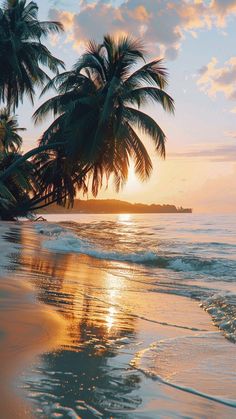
0,225 -> 65,418
0,222 -> 236,418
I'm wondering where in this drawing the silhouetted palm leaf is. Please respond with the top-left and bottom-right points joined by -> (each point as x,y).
0,0 -> 64,110
0,150 -> 37,218
0,108 -> 25,152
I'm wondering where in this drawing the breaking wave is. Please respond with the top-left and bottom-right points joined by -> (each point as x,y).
35,224 -> 236,279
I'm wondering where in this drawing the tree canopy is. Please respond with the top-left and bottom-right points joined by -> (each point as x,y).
32,35 -> 174,209
0,5 -> 174,219
0,0 -> 64,111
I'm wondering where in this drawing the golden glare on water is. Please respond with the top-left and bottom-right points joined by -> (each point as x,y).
18,226 -> 132,351
105,272 -> 124,333
106,306 -> 116,332
118,213 -> 131,222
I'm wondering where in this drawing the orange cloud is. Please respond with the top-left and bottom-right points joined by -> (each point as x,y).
49,0 -> 236,60
58,10 -> 74,30
132,5 -> 149,22
197,56 -> 236,107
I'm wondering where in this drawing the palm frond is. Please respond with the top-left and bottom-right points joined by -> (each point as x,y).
124,59 -> 168,89
0,0 -> 64,110
73,53 -> 106,85
125,123 -> 153,180
0,108 -> 25,152
124,107 -> 167,157
124,86 -> 175,113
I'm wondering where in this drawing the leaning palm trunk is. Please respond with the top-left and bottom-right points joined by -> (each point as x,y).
16,164 -> 92,215
0,142 -> 65,181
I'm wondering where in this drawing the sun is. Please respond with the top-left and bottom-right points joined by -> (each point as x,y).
124,164 -> 142,193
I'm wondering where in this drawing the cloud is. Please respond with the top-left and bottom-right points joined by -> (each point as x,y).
225,130 -> 236,138
49,9 -> 74,31
48,0 -> 236,59
170,143 -> 236,162
197,56 -> 236,108
212,0 -> 236,16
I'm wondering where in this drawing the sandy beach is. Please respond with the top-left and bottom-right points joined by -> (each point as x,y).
0,224 -> 65,418
0,219 -> 235,418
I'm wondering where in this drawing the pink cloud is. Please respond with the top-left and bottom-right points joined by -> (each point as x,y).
197,56 -> 236,108
48,0 -> 236,59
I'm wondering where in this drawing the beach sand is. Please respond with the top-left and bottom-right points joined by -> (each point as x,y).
0,222 -> 235,418
0,224 -> 65,418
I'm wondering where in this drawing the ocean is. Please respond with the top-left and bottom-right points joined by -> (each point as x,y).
1,213 -> 236,418
39,213 -> 236,343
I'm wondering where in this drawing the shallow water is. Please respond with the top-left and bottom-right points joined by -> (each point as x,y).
38,213 -> 236,342
1,214 -> 236,418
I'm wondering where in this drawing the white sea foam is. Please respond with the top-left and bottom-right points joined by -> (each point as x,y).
37,223 -> 235,278
44,235 -> 158,263
132,356 -> 236,409
131,335 -> 236,408
201,293 -> 236,342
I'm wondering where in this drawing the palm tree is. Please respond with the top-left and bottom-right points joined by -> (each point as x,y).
26,148 -> 89,210
0,0 -> 65,218
0,108 -> 25,152
0,151 -> 36,219
0,110 -> 37,219
0,0 -> 64,111
0,35 -> 174,215
30,35 -> 174,210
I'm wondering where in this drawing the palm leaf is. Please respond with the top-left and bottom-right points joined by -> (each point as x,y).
124,86 -> 175,113
124,59 -> 168,89
124,107 -> 167,157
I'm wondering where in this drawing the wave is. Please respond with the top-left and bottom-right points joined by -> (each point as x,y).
130,338 -> 236,408
136,367 -> 236,409
201,294 -> 236,342
36,224 -> 236,279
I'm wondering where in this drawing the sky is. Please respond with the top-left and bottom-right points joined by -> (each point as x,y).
17,0 -> 236,212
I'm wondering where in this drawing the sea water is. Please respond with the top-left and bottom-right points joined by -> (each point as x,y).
5,213 -> 236,418
37,213 -> 236,343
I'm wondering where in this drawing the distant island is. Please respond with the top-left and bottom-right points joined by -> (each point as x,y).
39,199 -> 192,214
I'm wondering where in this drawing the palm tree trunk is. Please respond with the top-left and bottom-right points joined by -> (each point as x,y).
0,142 -> 65,181
30,194 -> 67,212
16,164 -> 92,215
